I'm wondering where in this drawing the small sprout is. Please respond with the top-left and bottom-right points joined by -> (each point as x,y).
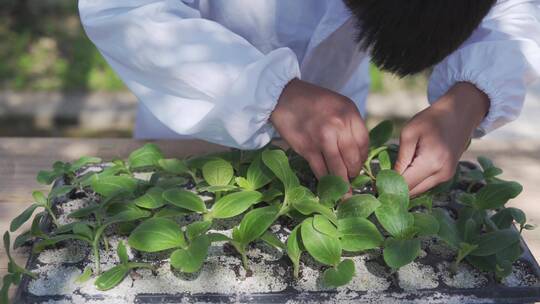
95,242 -> 153,290
76,267 -> 93,284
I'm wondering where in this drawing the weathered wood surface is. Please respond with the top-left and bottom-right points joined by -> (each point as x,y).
0,137 -> 539,298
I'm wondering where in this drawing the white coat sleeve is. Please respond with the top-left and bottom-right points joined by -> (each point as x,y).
78,0 -> 300,149
427,0 -> 540,136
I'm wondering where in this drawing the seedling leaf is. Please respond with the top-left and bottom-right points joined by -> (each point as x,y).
376,169 -> 409,207
246,154 -> 273,190
32,191 -> 47,205
202,158 -> 234,186
470,229 -> 520,256
351,175 -> 371,189
95,265 -> 129,291
287,186 -> 337,224
91,175 -> 137,197
300,217 -> 341,266
374,193 -> 414,239
287,226 -> 302,278
317,175 -> 349,208
117,241 -> 129,264
10,204 -> 39,232
210,191 -> 263,219
260,231 -> 285,250
158,158 -> 189,175
432,208 -> 461,249
474,182 -> 522,210
383,238 -> 420,269
76,267 -> 93,284
71,156 -> 102,172
163,189 -> 207,213
378,150 -> 391,170
128,218 -> 186,252
312,215 -> 340,238
337,194 -> 380,219
261,149 -> 299,191
369,120 -> 393,148
134,187 -> 166,209
185,221 -> 212,241
170,235 -> 210,273
338,217 -> 383,252
128,143 -> 164,169
322,259 -> 355,288
412,213 -> 439,237
233,205 -> 280,245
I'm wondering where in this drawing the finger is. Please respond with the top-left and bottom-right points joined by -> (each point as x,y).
321,137 -> 349,183
338,132 -> 362,178
401,149 -> 440,191
409,174 -> 444,197
350,116 -> 369,163
395,129 -> 420,174
304,151 -> 328,179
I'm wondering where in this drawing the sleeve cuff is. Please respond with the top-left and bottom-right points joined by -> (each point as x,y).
427,43 -> 528,137
219,47 -> 301,149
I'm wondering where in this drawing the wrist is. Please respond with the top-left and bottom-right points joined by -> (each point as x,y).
436,82 -> 490,128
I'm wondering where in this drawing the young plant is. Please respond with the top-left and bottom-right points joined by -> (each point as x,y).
1,232 -> 36,304
34,204 -> 150,273
10,187 -> 72,231
95,242 -> 153,290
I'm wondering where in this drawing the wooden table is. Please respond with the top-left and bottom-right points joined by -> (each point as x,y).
1,137 -> 539,298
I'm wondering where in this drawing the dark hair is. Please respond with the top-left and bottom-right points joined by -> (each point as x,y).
344,0 -> 496,76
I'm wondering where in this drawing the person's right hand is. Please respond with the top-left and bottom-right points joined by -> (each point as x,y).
270,78 -> 369,182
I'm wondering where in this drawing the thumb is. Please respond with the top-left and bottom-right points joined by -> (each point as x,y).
394,129 -> 419,174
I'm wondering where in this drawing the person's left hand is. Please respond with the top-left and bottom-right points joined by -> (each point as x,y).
394,82 -> 490,196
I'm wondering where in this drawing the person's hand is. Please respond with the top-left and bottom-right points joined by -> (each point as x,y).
270,78 -> 369,182
395,82 -> 490,196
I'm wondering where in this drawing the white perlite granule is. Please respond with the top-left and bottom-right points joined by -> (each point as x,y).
57,198 -> 93,226
437,262 -> 488,288
132,254 -> 288,295
294,256 -> 390,292
37,240 -> 89,264
28,265 -> 81,296
397,262 -> 439,291
502,261 -> 540,287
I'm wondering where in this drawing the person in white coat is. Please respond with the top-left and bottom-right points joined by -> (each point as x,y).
79,0 -> 540,196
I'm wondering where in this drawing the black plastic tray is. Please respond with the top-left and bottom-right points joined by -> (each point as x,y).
13,176 -> 540,303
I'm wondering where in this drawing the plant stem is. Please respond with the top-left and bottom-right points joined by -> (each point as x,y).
215,191 -> 222,201
363,165 -> 376,181
93,245 -> 101,274
240,251 -> 250,271
45,206 -> 59,227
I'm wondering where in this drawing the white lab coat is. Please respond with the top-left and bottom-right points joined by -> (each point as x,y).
79,0 -> 540,149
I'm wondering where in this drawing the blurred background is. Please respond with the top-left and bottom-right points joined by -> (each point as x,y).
1,0 -> 538,139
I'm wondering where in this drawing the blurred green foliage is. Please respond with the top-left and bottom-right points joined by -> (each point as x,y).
0,0 -> 125,91
0,0 -> 426,93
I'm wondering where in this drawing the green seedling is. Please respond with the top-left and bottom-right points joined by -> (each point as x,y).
1,122 -> 533,301
95,242 -> 153,290
463,156 -> 504,191
34,205 -> 150,273
9,187 -> 73,231
36,156 -> 102,186
1,232 -> 37,304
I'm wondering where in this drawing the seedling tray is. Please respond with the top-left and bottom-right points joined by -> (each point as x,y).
13,171 -> 540,304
